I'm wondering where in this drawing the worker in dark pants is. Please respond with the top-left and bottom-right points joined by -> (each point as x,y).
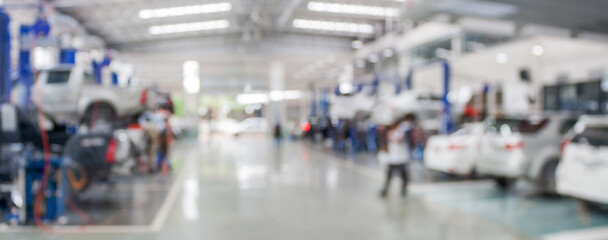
273,122 -> 282,146
380,114 -> 414,198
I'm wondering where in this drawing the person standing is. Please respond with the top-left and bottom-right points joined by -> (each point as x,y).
380,114 -> 414,198
273,122 -> 282,145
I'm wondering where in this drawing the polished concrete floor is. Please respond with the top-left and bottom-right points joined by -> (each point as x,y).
1,136 -> 608,240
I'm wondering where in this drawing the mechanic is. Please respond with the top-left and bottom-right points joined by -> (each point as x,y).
379,114 -> 415,198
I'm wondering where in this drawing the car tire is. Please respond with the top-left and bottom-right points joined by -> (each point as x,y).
539,159 -> 559,195
84,103 -> 116,133
468,168 -> 478,180
494,177 -> 513,190
580,200 -> 608,211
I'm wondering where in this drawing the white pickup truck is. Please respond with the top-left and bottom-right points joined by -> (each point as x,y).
32,64 -> 149,130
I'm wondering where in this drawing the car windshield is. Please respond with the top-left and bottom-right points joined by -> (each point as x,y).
487,117 -> 548,134
572,125 -> 608,147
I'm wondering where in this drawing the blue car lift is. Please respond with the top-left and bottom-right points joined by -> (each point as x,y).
22,151 -> 66,223
0,5 -> 66,224
0,5 -> 10,103
404,59 -> 454,134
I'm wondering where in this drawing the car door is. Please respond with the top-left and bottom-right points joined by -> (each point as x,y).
36,69 -> 79,114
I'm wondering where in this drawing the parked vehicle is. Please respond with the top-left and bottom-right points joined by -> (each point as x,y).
557,116 -> 608,205
32,64 -> 150,131
212,118 -> 241,135
372,90 -> 442,127
235,117 -> 268,136
476,114 -> 578,191
424,122 -> 485,175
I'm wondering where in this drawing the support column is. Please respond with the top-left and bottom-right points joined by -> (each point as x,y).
268,61 -> 286,130
183,61 -> 200,118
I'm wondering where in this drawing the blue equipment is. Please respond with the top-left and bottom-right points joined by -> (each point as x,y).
16,8 -> 51,109
59,48 -> 77,65
0,7 -> 10,104
92,55 -> 112,85
23,151 -> 66,223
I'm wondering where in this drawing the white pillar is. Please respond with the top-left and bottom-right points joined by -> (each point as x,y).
268,61 -> 286,128
183,61 -> 200,117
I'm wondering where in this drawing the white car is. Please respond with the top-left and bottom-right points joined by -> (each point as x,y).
424,123 -> 485,175
31,64 -> 149,130
212,119 -> 241,135
557,116 -> 608,204
476,114 -> 578,190
213,118 -> 269,136
236,117 -> 269,135
372,90 -> 442,126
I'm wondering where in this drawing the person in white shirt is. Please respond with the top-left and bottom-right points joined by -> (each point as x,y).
379,114 -> 414,197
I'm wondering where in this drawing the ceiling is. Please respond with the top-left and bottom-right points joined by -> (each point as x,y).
3,0 -> 608,93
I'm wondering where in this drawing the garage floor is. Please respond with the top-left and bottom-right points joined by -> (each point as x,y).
1,136 -> 607,240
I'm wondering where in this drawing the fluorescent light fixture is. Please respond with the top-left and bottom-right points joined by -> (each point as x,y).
293,19 -> 374,34
139,2 -> 232,19
339,83 -> 354,94
149,20 -> 229,35
308,1 -> 400,17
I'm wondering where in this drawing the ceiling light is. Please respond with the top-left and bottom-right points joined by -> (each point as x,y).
139,2 -> 232,19
531,45 -> 544,56
149,20 -> 229,35
351,40 -> 364,49
293,19 -> 374,34
495,53 -> 508,64
308,2 -> 400,17
339,83 -> 354,94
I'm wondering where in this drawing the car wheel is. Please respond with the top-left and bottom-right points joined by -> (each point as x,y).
84,103 -> 116,133
539,159 -> 559,195
580,200 -> 608,211
494,177 -> 513,190
468,168 -> 478,180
